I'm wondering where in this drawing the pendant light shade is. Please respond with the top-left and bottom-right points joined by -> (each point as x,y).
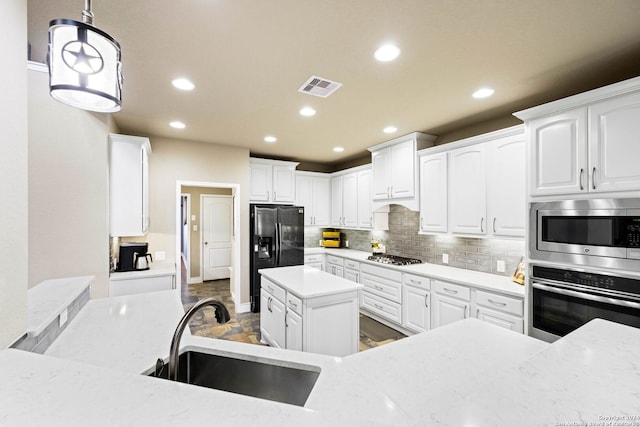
47,2 -> 122,112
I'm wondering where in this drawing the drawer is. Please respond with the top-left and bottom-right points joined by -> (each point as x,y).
403,273 -> 430,290
344,259 -> 359,270
434,280 -> 470,301
304,254 -> 325,264
326,255 -> 344,266
109,275 -> 174,297
286,293 -> 303,316
360,262 -> 402,282
361,272 -> 402,303
476,290 -> 523,316
261,277 -> 286,302
361,291 -> 402,324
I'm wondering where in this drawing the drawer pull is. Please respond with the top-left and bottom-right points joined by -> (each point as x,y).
488,299 -> 507,307
374,303 -> 384,310
374,285 -> 384,291
288,300 -> 298,308
443,287 -> 458,294
410,279 -> 421,285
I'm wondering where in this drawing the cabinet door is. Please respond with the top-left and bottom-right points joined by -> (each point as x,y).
389,139 -> 416,198
432,293 -> 469,329
476,307 -> 523,333
589,91 -> 640,193
250,163 -> 272,202
419,152 -> 448,233
344,268 -> 359,283
487,134 -> 526,237
286,309 -> 303,351
342,173 -> 358,227
403,285 -> 430,333
260,291 -> 286,348
141,145 -> 150,234
272,165 -> 296,203
371,148 -> 391,199
357,169 -> 373,228
330,176 -> 343,226
529,109 -> 588,196
295,175 -> 314,225
449,144 -> 487,235
312,176 -> 331,226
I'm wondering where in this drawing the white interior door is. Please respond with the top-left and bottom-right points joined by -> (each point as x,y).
202,195 -> 232,281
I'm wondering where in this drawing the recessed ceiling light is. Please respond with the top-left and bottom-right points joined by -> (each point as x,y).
169,121 -> 186,129
264,136 -> 277,143
374,44 -> 400,62
299,107 -> 316,117
333,146 -> 344,153
172,78 -> 195,91
383,126 -> 398,134
472,87 -> 495,99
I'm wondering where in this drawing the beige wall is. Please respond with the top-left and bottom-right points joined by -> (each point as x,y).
28,68 -> 111,298
182,186 -> 232,280
0,0 -> 28,348
145,137 -> 251,304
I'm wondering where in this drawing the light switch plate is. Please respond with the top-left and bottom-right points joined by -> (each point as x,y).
191,215 -> 196,221
497,260 -> 506,273
193,224 -> 198,231
59,309 -> 68,327
155,251 -> 166,261
442,253 -> 449,264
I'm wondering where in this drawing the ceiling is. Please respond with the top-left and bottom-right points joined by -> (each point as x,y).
27,0 -> 640,168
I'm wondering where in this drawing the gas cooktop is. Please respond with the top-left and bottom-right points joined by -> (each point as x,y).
367,254 -> 423,266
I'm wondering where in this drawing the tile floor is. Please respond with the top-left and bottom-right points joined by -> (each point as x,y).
181,279 -> 406,351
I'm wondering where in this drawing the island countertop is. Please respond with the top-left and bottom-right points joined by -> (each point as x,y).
1,288 -> 639,425
259,264 -> 363,298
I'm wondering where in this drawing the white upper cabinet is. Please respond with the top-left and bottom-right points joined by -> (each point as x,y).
369,132 -> 436,211
250,158 -> 298,203
418,152 -> 448,233
357,168 -> 374,229
449,144 -> 487,235
295,172 -> 330,226
515,76 -> 640,197
109,134 -> 151,237
331,173 -> 358,228
487,133 -> 526,237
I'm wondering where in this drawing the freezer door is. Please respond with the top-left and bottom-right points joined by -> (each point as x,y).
250,205 -> 278,312
277,206 -> 305,267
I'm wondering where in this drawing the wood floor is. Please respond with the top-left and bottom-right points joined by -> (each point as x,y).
181,279 -> 406,351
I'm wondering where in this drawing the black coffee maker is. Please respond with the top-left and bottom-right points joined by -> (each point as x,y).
116,242 -> 151,272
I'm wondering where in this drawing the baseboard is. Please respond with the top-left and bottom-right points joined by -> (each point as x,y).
231,291 -> 252,313
359,309 -> 415,337
188,276 -> 202,284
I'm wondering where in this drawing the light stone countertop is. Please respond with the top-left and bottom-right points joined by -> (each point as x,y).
3,287 -> 640,425
259,264 -> 363,298
27,275 -> 93,336
306,247 -> 525,297
109,261 -> 176,281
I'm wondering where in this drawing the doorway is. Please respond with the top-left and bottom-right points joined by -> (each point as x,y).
176,181 -> 241,309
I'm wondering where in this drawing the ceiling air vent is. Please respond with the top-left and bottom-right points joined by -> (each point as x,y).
298,75 -> 343,98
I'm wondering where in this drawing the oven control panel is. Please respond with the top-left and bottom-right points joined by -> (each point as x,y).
627,217 -> 640,247
532,265 -> 640,296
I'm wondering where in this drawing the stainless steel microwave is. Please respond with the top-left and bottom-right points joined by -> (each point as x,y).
530,199 -> 640,270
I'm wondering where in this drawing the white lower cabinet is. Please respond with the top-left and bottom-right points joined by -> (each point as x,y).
402,274 -> 431,333
474,290 -> 524,333
432,280 -> 471,329
326,255 -> 344,277
260,276 -> 360,356
260,283 -> 286,349
304,253 -> 325,271
109,274 -> 174,297
360,263 -> 402,325
343,259 -> 360,283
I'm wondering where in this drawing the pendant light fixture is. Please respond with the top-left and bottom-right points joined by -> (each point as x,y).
47,0 -> 122,112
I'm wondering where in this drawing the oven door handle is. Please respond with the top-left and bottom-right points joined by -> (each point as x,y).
532,282 -> 640,310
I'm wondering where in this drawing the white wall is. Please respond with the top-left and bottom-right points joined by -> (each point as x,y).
145,137 -> 251,304
28,68 -> 111,298
0,0 -> 28,348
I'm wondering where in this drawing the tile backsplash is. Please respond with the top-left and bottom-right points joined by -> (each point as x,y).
305,205 -> 524,277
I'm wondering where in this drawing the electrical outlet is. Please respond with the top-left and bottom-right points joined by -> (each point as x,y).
193,224 -> 198,232
191,215 -> 196,221
497,260 -> 506,273
442,253 -> 449,264
155,251 -> 166,261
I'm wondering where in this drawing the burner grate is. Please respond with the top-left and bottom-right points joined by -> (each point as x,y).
367,254 -> 422,266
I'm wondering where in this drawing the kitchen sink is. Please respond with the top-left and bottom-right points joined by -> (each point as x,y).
148,350 -> 320,407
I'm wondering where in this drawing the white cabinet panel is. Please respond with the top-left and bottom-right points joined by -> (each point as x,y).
432,293 -> 469,328
249,162 -> 272,202
449,144 -> 486,235
296,173 -> 330,226
342,173 -> 358,227
250,158 -> 298,204
357,169 -> 374,229
272,165 -> 296,203
419,152 -> 448,233
403,285 -> 430,333
260,288 -> 286,348
285,309 -> 303,351
476,308 -> 523,333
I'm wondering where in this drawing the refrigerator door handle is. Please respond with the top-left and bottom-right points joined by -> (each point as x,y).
275,222 -> 281,265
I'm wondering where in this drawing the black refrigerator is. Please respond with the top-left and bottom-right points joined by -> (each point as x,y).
250,204 -> 305,312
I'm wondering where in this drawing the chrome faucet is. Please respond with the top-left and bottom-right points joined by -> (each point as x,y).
168,297 -> 230,381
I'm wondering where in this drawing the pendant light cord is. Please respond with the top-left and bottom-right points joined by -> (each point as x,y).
82,0 -> 94,25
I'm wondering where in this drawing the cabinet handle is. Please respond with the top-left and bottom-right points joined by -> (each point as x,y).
579,168 -> 584,190
266,191 -> 270,201
356,273 -> 359,282
285,311 -> 288,327
493,217 -> 496,233
370,216 -> 373,227
410,279 -> 421,285
267,296 -> 272,312
424,294 -> 429,308
374,303 -> 384,310
374,285 -> 384,291
592,167 -> 596,190
476,308 -> 480,318
443,287 -> 458,294
480,217 -> 484,233
390,186 -> 393,196
420,217 -> 424,230
289,300 -> 298,308
464,305 -> 467,319
488,299 -> 507,307
273,191 -> 277,200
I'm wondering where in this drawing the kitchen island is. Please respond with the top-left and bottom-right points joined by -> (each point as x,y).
1,289 -> 639,426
